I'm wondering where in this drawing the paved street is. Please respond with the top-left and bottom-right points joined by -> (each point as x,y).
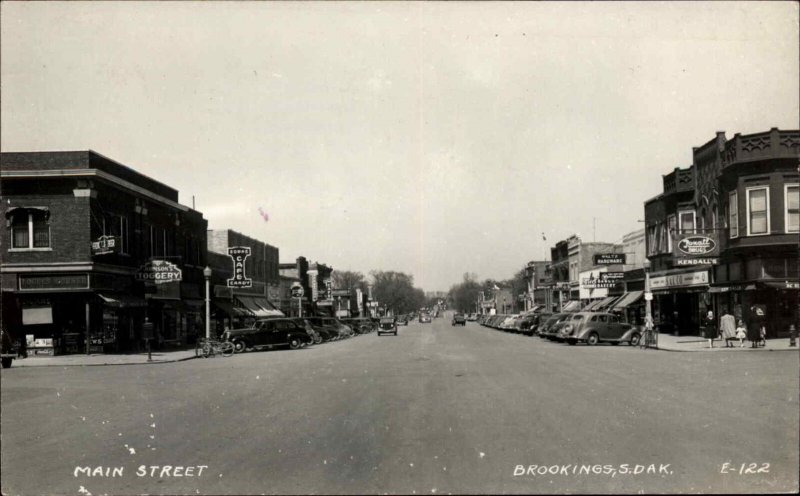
2,315 -> 797,495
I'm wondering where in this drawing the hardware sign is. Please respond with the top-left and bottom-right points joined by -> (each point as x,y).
594,253 -> 626,265
227,246 -> 253,288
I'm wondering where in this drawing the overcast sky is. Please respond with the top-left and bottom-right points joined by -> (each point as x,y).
2,1 -> 798,291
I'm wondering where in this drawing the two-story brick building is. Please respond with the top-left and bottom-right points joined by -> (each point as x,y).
644,128 -> 799,337
1,151 -> 208,354
206,229 -> 282,334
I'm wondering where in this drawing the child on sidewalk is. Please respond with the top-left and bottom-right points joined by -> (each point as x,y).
735,321 -> 747,348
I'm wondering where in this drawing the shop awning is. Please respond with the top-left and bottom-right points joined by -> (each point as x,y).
708,284 -> 756,293
213,300 -> 252,317
611,291 -> 644,310
98,293 -> 148,309
235,296 -> 284,318
582,299 -> 604,311
594,295 -> 622,311
561,300 -> 581,312
757,281 -> 799,290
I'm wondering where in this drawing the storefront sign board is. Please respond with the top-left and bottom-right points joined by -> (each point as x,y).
675,258 -> 719,266
649,270 -> 709,290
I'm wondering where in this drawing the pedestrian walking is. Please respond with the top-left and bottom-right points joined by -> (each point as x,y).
703,310 -> 716,348
719,310 -> 737,348
735,321 -> 747,347
747,305 -> 766,348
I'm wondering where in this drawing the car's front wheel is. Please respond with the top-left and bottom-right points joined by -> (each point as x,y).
629,333 -> 641,346
586,333 -> 600,346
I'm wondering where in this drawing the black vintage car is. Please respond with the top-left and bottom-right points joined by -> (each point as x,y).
378,317 -> 398,336
451,313 -> 466,326
224,318 -> 313,353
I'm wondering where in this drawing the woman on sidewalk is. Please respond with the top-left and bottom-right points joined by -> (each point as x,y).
703,310 -> 717,348
719,310 -> 737,348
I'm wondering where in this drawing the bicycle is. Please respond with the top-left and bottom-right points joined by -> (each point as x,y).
197,338 -> 234,358
640,325 -> 657,350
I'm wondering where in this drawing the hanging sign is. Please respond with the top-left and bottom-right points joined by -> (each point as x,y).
91,235 -> 117,255
136,260 -> 182,284
594,253 -> 626,265
308,269 -> 319,302
290,283 -> 304,298
227,246 -> 253,288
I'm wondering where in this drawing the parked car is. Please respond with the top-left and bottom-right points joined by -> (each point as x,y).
560,312 -> 642,346
537,313 -> 572,340
224,318 -> 313,353
419,312 -> 432,323
378,317 -> 398,336
527,312 -> 553,336
290,318 -> 323,344
451,313 -> 466,326
397,315 -> 409,326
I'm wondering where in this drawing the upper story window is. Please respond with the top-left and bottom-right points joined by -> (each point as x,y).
667,215 -> 676,252
746,186 -> 769,236
729,191 -> 738,238
678,210 -> 695,234
786,184 -> 799,233
8,208 -> 50,249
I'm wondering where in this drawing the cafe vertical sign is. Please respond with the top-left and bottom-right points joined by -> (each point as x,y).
227,246 -> 252,288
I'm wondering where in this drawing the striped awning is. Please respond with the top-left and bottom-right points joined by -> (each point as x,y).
611,291 -> 644,310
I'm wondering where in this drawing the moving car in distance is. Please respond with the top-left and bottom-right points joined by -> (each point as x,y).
419,312 -> 432,324
466,313 -> 478,321
378,317 -> 398,336
451,313 -> 466,326
397,315 -> 409,326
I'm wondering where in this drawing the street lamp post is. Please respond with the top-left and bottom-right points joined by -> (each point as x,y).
203,266 -> 212,340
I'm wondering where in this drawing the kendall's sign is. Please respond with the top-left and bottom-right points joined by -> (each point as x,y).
136,260 -> 182,284
227,246 -> 252,288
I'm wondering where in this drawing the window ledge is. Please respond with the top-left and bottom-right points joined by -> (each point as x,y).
8,248 -> 53,252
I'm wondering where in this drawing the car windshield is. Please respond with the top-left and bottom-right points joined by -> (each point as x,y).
572,315 -> 585,321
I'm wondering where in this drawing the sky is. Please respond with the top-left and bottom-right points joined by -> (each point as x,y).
2,1 -> 798,291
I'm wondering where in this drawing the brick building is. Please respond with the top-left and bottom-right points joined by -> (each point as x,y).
206,229 -> 282,333
644,128 -> 799,337
1,151 -> 208,353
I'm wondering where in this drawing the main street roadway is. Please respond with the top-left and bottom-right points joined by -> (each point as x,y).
2,314 -> 797,495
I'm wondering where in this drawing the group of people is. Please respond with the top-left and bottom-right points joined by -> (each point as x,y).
704,305 -> 767,348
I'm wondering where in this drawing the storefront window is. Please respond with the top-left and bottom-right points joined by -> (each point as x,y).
746,186 -> 769,235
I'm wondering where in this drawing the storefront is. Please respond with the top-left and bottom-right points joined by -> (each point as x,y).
649,268 -> 711,336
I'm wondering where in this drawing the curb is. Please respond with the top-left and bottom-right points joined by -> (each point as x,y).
7,354 -> 200,368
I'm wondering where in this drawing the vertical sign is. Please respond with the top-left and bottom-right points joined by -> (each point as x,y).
324,278 -> 333,300
227,246 -> 253,288
308,269 -> 319,302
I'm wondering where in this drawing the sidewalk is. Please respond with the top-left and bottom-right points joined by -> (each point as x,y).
8,347 -> 199,367
654,333 -> 799,352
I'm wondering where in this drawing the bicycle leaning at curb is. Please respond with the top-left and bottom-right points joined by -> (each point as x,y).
196,338 -> 234,358
640,315 -> 658,350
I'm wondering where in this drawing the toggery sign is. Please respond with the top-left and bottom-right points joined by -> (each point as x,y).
136,260 -> 182,284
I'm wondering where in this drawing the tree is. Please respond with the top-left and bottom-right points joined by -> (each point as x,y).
370,270 -> 423,314
332,270 -> 367,292
448,272 -> 483,313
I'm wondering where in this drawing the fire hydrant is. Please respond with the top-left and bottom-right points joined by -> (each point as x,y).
789,324 -> 797,347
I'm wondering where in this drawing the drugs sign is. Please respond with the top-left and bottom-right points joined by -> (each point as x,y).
675,234 -> 719,257
227,246 -> 252,288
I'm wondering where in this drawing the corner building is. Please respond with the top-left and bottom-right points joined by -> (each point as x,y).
644,129 -> 799,337
1,151 -> 208,353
